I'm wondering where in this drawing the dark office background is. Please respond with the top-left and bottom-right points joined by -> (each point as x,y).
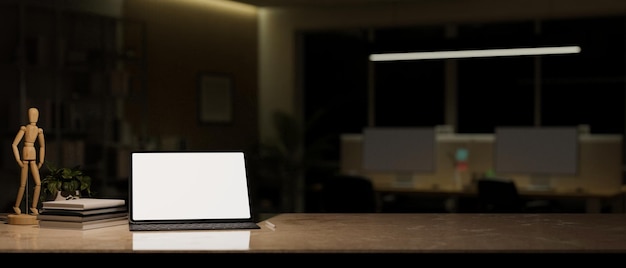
1,0 -> 625,215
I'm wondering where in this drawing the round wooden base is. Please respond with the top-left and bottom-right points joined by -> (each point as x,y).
7,214 -> 38,225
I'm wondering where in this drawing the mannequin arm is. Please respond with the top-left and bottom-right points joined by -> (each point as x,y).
37,128 -> 45,168
11,126 -> 25,167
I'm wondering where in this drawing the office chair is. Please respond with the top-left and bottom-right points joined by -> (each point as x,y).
476,178 -> 555,213
319,175 -> 378,213
476,178 -> 523,213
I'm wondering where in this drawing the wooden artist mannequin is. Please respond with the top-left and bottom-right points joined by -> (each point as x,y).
9,107 -> 45,224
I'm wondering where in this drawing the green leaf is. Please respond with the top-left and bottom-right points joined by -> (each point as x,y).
80,176 -> 92,190
40,161 -> 93,201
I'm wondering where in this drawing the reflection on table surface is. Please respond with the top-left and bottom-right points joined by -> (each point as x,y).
132,230 -> 251,251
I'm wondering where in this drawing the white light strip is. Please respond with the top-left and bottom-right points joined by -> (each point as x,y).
369,46 -> 581,61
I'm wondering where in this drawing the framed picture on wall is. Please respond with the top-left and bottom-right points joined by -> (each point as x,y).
198,73 -> 233,124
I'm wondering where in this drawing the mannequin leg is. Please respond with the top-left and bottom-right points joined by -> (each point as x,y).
29,161 -> 41,215
13,164 -> 29,214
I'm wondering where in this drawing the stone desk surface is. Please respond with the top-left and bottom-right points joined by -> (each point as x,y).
1,213 -> 626,255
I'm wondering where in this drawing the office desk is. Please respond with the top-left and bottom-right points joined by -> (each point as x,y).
2,213 -> 626,257
517,189 -> 624,213
376,187 -> 624,213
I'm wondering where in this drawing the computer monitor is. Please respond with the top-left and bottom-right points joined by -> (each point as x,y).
494,126 -> 579,191
362,127 -> 436,186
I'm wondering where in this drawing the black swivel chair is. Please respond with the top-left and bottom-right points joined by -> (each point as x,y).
476,178 -> 555,213
319,175 -> 378,213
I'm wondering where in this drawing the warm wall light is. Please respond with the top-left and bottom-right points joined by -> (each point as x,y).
369,46 -> 581,61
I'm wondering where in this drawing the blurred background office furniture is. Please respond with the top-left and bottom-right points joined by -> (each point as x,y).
476,178 -> 522,212
340,130 -> 623,213
476,178 -> 556,213
318,175 -> 378,213
361,127 -> 436,175
493,127 -> 579,191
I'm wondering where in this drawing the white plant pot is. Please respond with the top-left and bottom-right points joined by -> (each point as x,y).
54,190 -> 80,201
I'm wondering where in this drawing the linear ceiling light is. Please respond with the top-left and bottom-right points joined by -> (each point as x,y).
369,46 -> 581,62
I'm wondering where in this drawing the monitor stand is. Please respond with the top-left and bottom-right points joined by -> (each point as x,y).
526,175 -> 553,191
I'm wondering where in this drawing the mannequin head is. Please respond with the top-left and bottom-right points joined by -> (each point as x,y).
28,107 -> 39,124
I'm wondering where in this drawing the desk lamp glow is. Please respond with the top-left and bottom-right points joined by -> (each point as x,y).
369,46 -> 581,61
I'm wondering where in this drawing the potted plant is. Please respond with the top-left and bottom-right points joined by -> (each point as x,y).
40,162 -> 93,202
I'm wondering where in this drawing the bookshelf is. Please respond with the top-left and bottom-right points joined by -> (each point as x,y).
0,2 -> 146,202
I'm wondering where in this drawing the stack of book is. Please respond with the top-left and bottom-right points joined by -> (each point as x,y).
37,198 -> 128,230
